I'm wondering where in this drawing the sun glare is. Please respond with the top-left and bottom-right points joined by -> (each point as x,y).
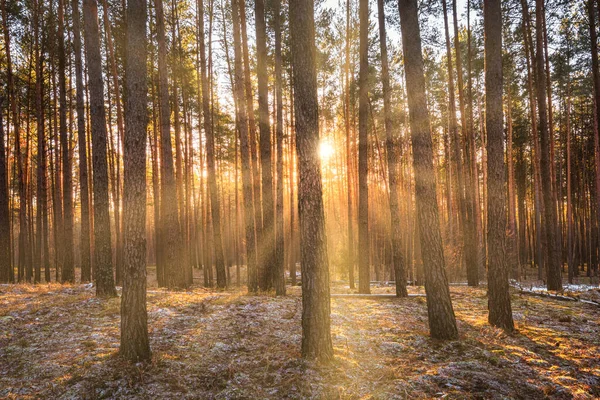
319,141 -> 335,162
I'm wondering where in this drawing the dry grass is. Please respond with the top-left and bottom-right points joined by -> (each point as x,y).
0,282 -> 599,399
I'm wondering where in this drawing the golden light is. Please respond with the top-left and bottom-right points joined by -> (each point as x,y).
319,140 -> 335,162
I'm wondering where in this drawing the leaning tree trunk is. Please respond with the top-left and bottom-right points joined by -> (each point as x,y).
378,0 -> 407,297
484,0 -> 514,332
120,0 -> 151,362
290,0 -> 334,362
83,0 -> 117,297
397,0 -> 458,340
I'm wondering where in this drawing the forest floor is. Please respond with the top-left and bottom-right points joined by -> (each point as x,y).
1,273 -> 600,399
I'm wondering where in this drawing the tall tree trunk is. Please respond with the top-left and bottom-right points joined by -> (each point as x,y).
290,0 -> 334,361
83,0 -> 117,297
101,0 -> 124,285
0,0 -> 13,283
274,0 -> 285,295
239,0 -> 262,236
378,0 -> 406,297
255,0 -> 274,291
155,0 -> 186,288
442,0 -> 467,283
345,0 -> 355,289
484,0 -> 514,332
397,0 -> 458,340
521,0 -> 543,279
120,0 -> 151,362
535,0 -> 561,291
452,0 -> 479,286
0,97 -> 9,283
358,0 -> 370,294
199,0 -> 226,288
3,0 -> 28,283
72,0 -> 91,283
566,72 -> 574,283
506,85 -> 519,279
232,0 -> 258,293
58,0 -> 74,283
589,0 -> 600,285
34,2 -> 45,283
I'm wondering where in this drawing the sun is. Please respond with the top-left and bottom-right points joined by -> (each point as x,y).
319,140 -> 335,162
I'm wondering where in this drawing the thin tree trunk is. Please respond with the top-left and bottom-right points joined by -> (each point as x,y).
535,0 -> 561,291
274,0 -> 285,295
239,0 -> 262,236
344,0 -> 355,289
358,0 -> 370,294
198,0 -> 226,288
155,0 -> 186,288
72,0 -> 91,283
232,0 -> 257,293
378,0 -> 406,297
589,0 -> 600,285
255,0 -> 274,291
83,0 -> 117,297
58,0 -> 74,283
452,0 -> 479,286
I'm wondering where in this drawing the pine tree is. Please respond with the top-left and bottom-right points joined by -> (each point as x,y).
484,0 -> 514,332
83,0 -> 117,297
120,0 -> 151,362
290,0 -> 334,361
397,0 -> 458,340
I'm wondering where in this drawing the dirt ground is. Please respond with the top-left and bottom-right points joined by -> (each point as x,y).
1,279 -> 599,399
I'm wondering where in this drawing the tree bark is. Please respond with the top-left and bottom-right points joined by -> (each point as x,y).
290,0 -> 334,361
58,0 -> 74,283
344,0 -> 355,289
83,0 -> 117,297
72,0 -> 91,283
484,0 -> 514,332
378,0 -> 406,297
255,0 -> 274,291
155,0 -> 186,288
120,0 -> 151,362
232,0 -> 258,293
0,97 -> 10,283
588,0 -> 600,286
358,0 -> 370,294
397,0 -> 458,340
199,0 -> 226,288
535,0 -> 561,291
274,0 -> 286,295
452,0 -> 479,286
